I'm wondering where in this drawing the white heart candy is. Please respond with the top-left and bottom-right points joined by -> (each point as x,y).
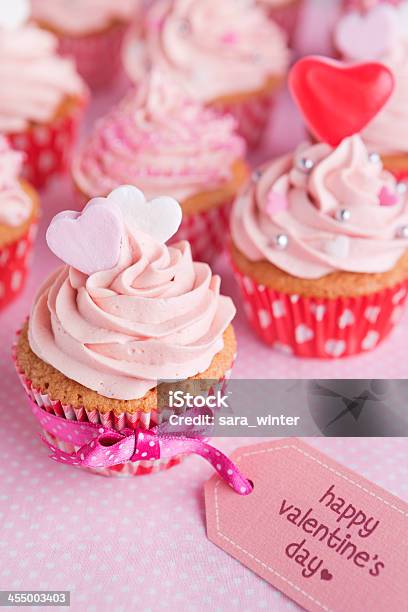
106,185 -> 182,244
0,0 -> 30,28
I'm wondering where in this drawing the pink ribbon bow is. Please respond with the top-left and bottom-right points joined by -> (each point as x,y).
30,399 -> 253,496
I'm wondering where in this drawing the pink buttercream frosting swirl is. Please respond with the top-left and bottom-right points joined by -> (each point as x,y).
0,136 -> 32,227
123,0 -> 290,101
31,0 -> 140,35
73,73 -> 246,200
0,25 -> 85,132
28,196 -> 235,401
231,135 -> 408,278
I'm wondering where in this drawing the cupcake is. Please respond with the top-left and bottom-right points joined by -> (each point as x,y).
257,0 -> 304,42
334,2 -> 408,179
14,185 -> 236,476
231,134 -> 408,358
123,0 -> 290,149
0,137 -> 40,310
0,5 -> 87,189
31,0 -> 141,89
72,72 -> 249,264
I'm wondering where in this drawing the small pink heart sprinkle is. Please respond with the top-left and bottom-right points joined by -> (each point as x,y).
221,31 -> 238,44
379,185 -> 398,207
265,191 -> 288,218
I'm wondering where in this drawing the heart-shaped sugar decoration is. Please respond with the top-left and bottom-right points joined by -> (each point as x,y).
379,185 -> 398,206
106,185 -> 182,244
289,57 -> 395,146
0,0 -> 30,28
265,191 -> 288,218
46,200 -> 123,275
335,5 -> 399,61
324,235 -> 350,259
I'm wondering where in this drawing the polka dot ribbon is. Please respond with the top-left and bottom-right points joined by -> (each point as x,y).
29,398 -> 253,496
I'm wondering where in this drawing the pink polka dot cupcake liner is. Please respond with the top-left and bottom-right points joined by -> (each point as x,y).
14,347 -> 235,477
211,91 -> 276,150
232,265 -> 408,358
263,0 -> 304,41
0,224 -> 37,311
8,106 -> 85,190
57,22 -> 129,89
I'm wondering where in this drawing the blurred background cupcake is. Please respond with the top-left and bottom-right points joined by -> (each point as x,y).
0,1 -> 87,189
0,137 -> 39,310
230,134 -> 408,358
14,186 -> 236,476
31,0 -> 142,89
72,72 -> 249,264
257,0 -> 305,42
334,1 -> 408,180
123,0 -> 290,149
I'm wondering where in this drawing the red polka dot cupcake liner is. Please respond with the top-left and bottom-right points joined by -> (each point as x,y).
211,91 -> 276,150
0,224 -> 37,311
8,105 -> 85,190
57,22 -> 129,89
14,349 -> 235,477
232,265 -> 408,358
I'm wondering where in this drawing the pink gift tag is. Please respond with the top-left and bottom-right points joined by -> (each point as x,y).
205,439 -> 408,612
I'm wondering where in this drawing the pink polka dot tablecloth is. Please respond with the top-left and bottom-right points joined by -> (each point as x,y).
1,12 -> 408,609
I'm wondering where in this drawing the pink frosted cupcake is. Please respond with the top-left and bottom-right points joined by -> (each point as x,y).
123,0 -> 290,149
257,0 -> 304,41
14,186 -> 237,477
72,72 -> 249,264
0,10 -> 87,188
0,137 -> 40,310
231,135 -> 408,358
31,0 -> 142,89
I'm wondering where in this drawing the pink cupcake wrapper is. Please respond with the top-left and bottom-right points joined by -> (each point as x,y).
0,223 -> 37,311
233,265 -> 408,358
14,345 -> 235,476
8,105 -> 84,189
57,22 -> 129,89
211,92 -> 276,150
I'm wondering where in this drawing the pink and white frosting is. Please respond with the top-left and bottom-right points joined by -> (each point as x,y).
29,187 -> 235,400
231,135 -> 408,279
0,25 -> 85,132
123,0 -> 290,102
31,0 -> 140,35
0,136 -> 32,227
73,73 -> 246,200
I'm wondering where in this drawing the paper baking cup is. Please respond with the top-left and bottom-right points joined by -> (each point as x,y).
233,266 -> 408,358
172,200 -> 233,264
210,92 -> 275,150
264,0 -> 304,41
0,224 -> 37,311
57,22 -> 128,89
15,352 -> 234,477
8,108 -> 84,190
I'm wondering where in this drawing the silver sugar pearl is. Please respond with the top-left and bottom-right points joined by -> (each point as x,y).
297,157 -> 314,173
368,152 -> 380,164
396,182 -> 407,195
335,208 -> 351,222
397,225 -> 408,239
275,233 -> 289,250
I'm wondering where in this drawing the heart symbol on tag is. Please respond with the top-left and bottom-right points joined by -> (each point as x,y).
46,201 -> 124,275
324,235 -> 350,259
378,186 -> 398,207
289,57 -> 395,146
320,569 -> 333,582
265,191 -> 288,218
107,185 -> 182,244
335,5 -> 399,61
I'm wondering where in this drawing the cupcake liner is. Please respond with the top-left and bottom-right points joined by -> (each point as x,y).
171,199 -> 233,264
0,223 -> 37,311
14,349 -> 234,477
263,0 -> 304,41
8,106 -> 84,190
233,265 -> 408,358
57,22 -> 129,89
210,91 -> 276,150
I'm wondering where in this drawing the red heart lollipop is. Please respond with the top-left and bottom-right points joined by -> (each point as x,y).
288,56 -> 395,147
